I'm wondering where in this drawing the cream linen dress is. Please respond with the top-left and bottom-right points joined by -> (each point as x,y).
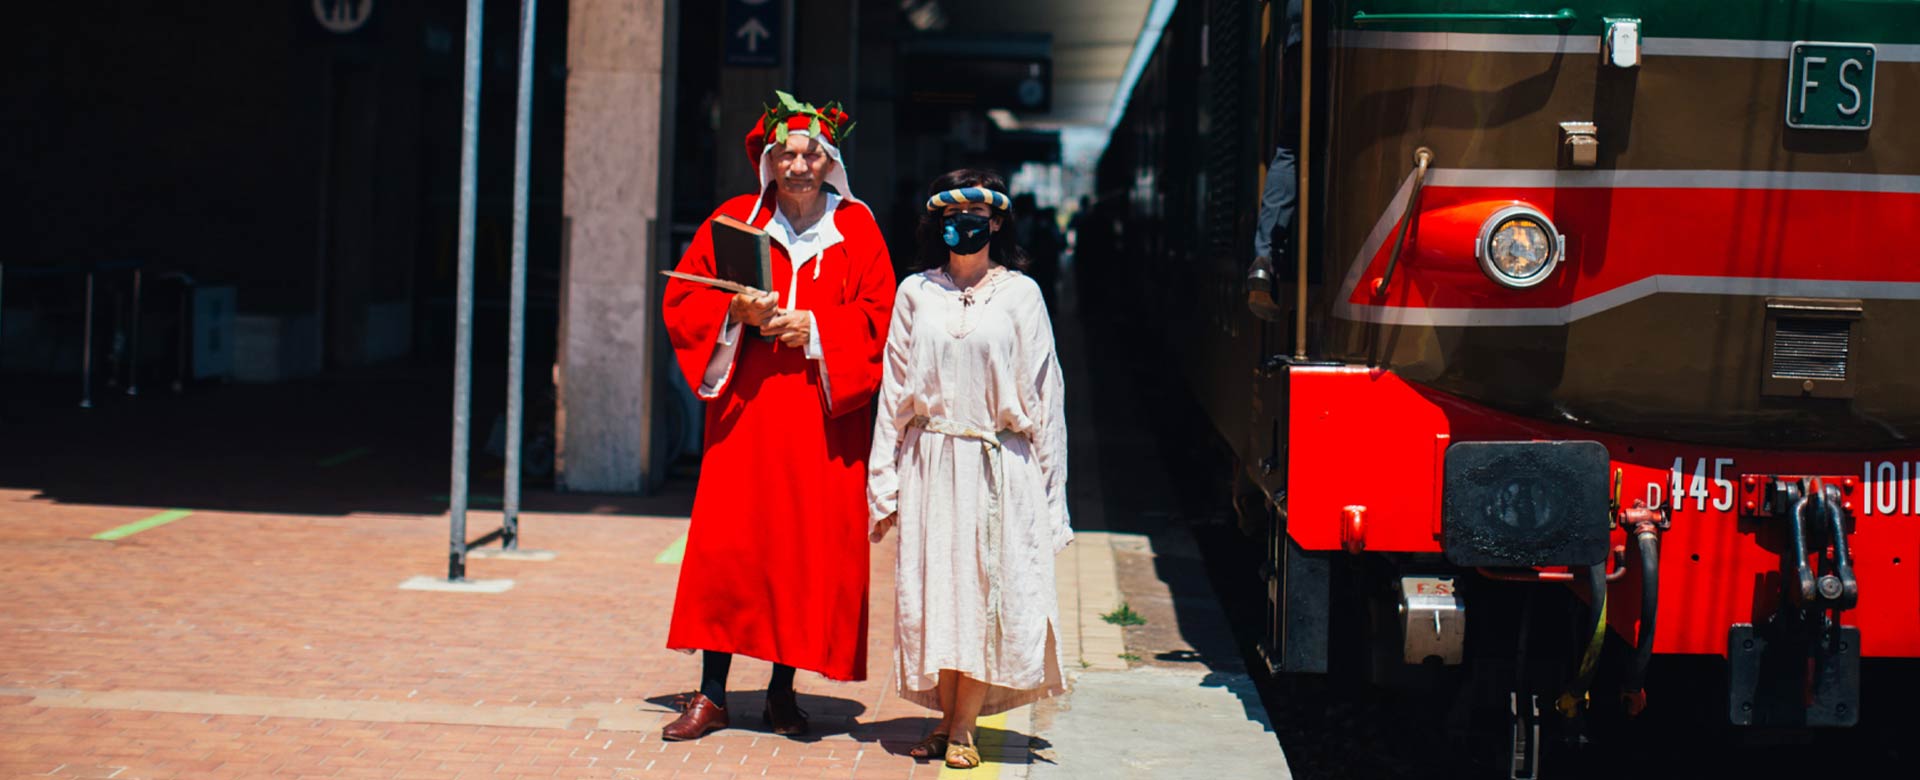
868,267 -> 1072,716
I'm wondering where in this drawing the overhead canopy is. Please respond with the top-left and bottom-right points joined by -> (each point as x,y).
902,0 -> 1159,130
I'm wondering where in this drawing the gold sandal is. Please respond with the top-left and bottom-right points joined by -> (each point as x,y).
944,741 -> 982,769
907,731 -> 949,760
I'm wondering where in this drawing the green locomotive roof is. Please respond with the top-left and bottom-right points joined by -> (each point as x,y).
1342,0 -> 1920,46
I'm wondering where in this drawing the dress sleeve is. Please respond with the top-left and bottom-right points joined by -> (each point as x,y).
1017,282 -> 1072,553
664,210 -> 743,398
866,282 -> 916,533
810,216 -> 897,418
803,313 -> 830,403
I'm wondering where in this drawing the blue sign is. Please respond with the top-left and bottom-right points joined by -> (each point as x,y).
725,0 -> 780,68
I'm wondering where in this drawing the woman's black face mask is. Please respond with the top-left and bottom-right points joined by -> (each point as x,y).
941,212 -> 995,255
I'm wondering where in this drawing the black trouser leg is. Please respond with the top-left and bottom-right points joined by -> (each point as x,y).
768,663 -> 796,698
699,651 -> 732,708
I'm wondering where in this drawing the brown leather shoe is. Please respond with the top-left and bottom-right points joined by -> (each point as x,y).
763,690 -> 809,736
661,693 -> 729,741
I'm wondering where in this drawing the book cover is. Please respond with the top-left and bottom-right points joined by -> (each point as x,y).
710,214 -> 776,342
711,215 -> 773,294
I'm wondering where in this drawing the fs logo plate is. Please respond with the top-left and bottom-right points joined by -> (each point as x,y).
1787,42 -> 1875,130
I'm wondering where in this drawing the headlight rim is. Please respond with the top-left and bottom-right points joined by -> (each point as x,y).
1475,205 -> 1564,290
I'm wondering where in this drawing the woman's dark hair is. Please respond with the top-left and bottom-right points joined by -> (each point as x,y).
913,168 -> 1031,272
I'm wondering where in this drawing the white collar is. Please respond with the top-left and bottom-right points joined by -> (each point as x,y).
767,192 -> 843,274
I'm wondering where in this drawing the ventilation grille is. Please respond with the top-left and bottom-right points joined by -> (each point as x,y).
1771,318 -> 1850,380
1203,0 -> 1250,253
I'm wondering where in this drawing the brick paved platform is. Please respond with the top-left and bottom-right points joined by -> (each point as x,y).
0,488 -> 991,779
0,273 -> 1291,779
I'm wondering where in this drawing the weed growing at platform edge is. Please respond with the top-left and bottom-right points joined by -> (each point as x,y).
1118,653 -> 1141,663
1101,603 -> 1147,627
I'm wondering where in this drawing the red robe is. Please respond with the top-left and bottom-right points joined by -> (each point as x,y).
662,192 -> 896,681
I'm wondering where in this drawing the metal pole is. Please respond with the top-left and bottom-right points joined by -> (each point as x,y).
449,0 -> 486,581
127,268 -> 142,396
1294,0 -> 1313,361
81,272 -> 95,409
0,263 -> 6,376
174,279 -> 189,393
504,0 -> 537,550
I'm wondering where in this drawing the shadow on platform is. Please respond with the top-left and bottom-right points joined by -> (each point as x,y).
0,362 -> 696,518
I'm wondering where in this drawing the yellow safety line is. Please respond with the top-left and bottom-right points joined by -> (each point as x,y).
938,711 -> 1007,780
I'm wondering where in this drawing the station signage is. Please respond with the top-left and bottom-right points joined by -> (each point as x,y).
312,0 -> 374,34
1787,42 -> 1875,130
725,0 -> 781,68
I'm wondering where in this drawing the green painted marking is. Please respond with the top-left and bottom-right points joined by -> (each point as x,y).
317,447 -> 375,468
92,510 -> 192,541
654,533 -> 688,565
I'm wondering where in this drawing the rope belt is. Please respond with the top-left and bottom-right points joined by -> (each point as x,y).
910,414 -> 1021,669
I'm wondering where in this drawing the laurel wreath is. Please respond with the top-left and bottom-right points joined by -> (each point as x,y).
760,90 -> 856,146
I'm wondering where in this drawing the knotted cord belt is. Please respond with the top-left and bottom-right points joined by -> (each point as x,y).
910,414 -> 1021,670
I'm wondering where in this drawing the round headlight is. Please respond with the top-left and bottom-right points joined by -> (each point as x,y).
1477,206 -> 1563,289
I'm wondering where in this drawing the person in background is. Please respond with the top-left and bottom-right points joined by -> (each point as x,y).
1010,194 -> 1063,317
1070,196 -> 1116,325
1066,196 -> 1092,253
1034,206 -> 1064,317
1249,0 -> 1304,314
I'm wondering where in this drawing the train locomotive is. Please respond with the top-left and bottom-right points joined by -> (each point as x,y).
1093,0 -> 1920,773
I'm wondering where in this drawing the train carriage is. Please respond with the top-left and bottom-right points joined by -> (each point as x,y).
1097,0 -> 1920,773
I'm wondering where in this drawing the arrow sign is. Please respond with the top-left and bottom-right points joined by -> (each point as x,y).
724,0 -> 780,67
736,17 -> 771,53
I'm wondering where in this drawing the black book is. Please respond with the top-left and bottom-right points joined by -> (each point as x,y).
711,214 -> 775,341
711,214 -> 772,291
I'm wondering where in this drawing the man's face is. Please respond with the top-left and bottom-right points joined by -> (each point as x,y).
773,134 -> 835,197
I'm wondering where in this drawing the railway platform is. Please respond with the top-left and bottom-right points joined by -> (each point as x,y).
0,290 -> 1293,779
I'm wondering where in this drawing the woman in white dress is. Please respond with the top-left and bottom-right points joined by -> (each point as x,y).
868,169 -> 1072,770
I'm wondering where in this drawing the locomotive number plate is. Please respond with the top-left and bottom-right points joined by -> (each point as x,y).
1659,457 -> 1920,516
1787,42 -> 1875,130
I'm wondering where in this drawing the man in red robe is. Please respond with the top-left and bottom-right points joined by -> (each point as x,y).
658,92 -> 895,741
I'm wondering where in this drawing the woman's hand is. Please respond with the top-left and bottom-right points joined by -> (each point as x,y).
729,291 -> 780,328
763,310 -> 814,349
869,513 -> 897,543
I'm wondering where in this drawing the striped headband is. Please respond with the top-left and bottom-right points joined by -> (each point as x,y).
925,187 -> 1011,212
